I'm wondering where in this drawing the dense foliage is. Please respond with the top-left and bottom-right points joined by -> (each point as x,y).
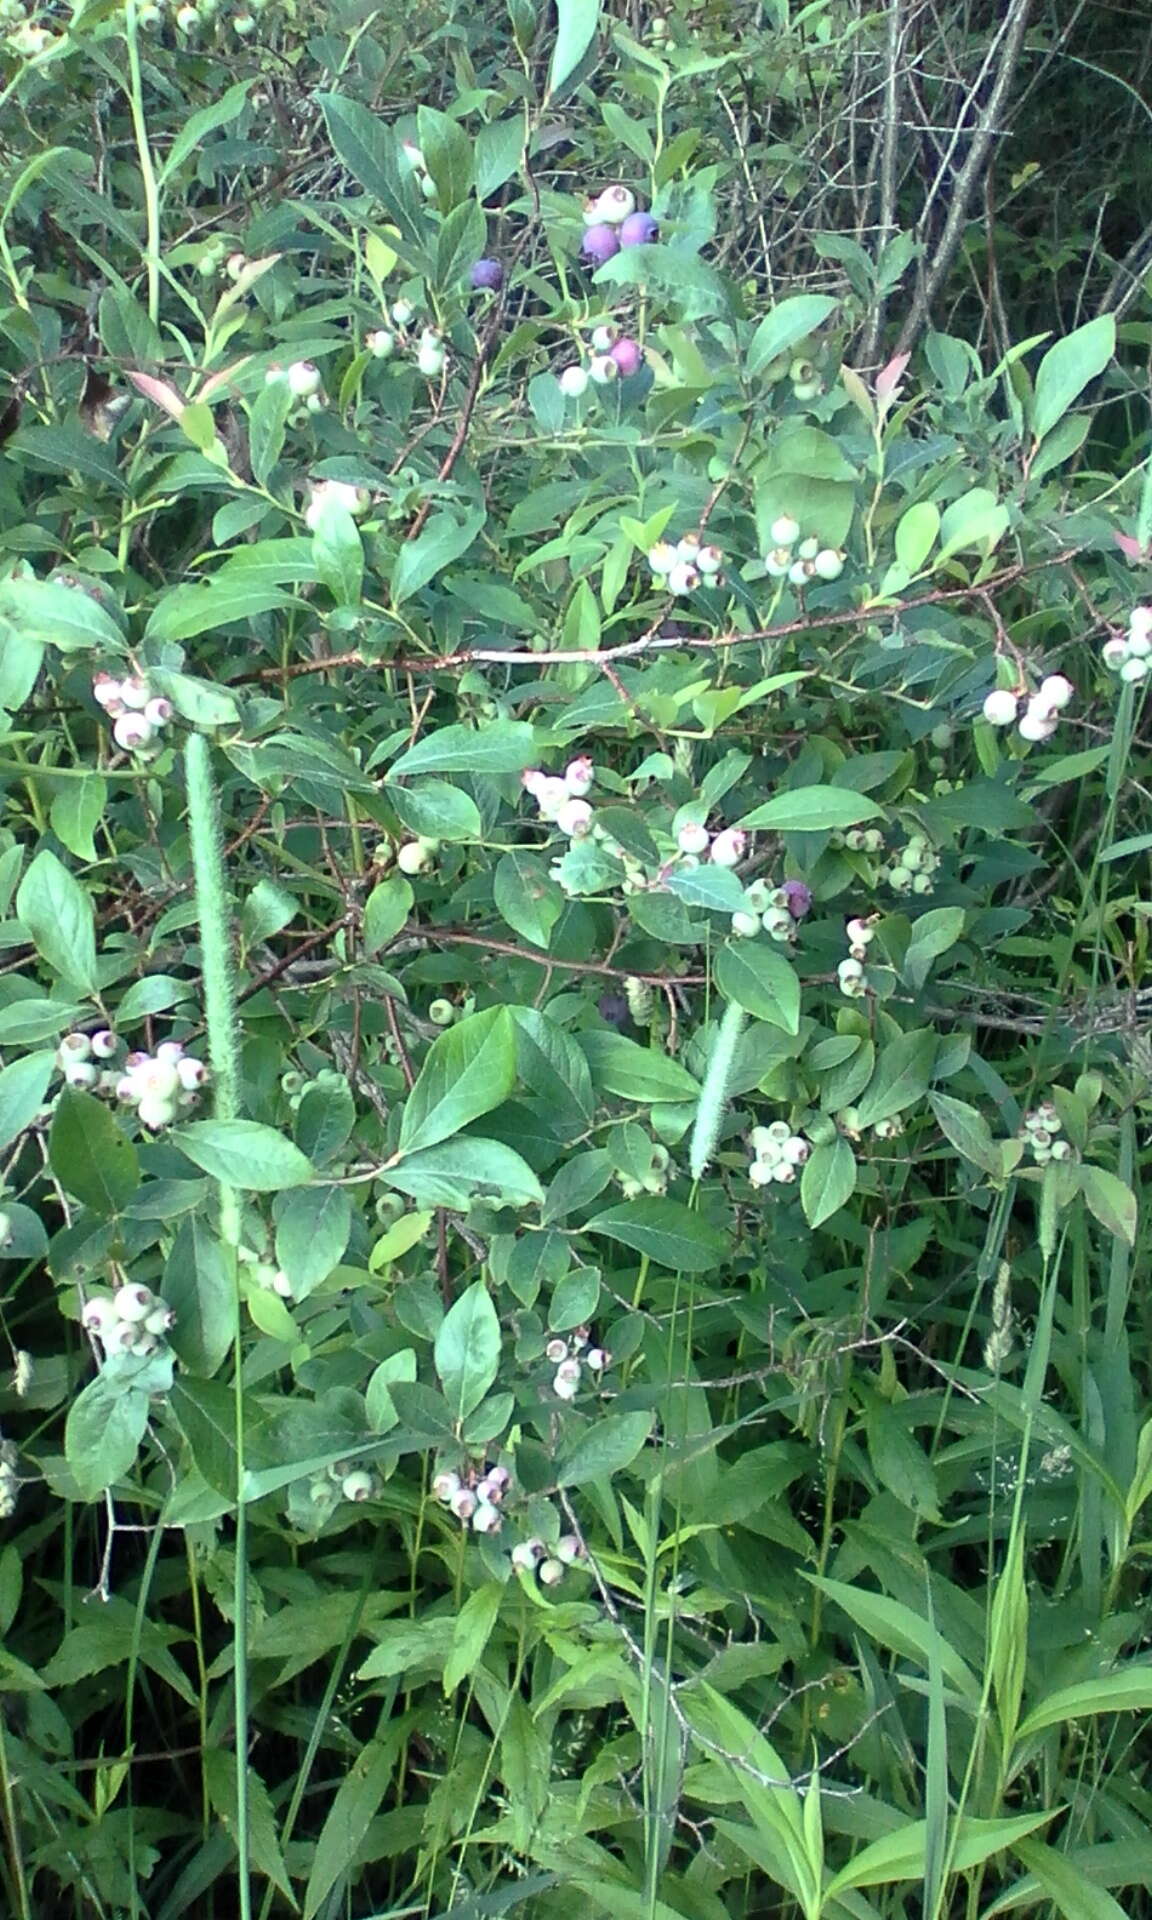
1,2 -> 1151,1917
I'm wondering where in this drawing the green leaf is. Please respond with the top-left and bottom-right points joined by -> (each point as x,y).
65,1375 -> 149,1501
388,720 -> 537,779
0,1000 -> 86,1045
1076,1165 -> 1137,1246
737,787 -> 884,832
390,780 -> 482,842
202,1749 -> 294,1903
444,1581 -> 502,1693
0,577 -> 127,653
577,1031 -> 700,1104
1009,1841 -> 1129,1920
362,875 -> 413,954
16,849 -> 97,992
1016,1667 -> 1152,1740
434,1281 -> 501,1421
0,1051 -> 54,1154
894,501 -> 940,575
384,1138 -> 543,1208
747,295 -> 839,377
510,1007 -> 596,1137
275,1185 -> 352,1298
49,774 -> 106,862
1031,314 -> 1115,445
556,1410 -> 653,1488
247,380 -> 293,486
294,1076 -> 356,1164
302,1736 -> 398,1920
865,1401 -> 941,1520
825,1812 -> 1055,1896
0,622 -> 44,713
547,0 -> 601,97
173,1120 -> 313,1191
49,1090 -> 140,1216
903,906 -> 965,991
854,1030 -> 937,1129
390,506 -> 486,604
663,864 -> 747,914
804,1575 -> 980,1704
145,580 -> 294,642
800,1136 -> 856,1228
164,1217 -> 234,1378
310,501 -> 364,607
929,1092 -> 1001,1176
398,1006 -> 517,1155
715,942 -> 800,1033
316,92 -> 428,247
417,104 -> 475,211
494,850 -> 564,949
583,1198 -> 728,1272
365,1349 -> 417,1430
159,78 -> 253,182
356,1616 -> 455,1681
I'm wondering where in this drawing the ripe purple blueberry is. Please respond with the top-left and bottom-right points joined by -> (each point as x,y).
619,211 -> 659,247
582,223 -> 620,267
470,257 -> 504,291
609,336 -> 642,377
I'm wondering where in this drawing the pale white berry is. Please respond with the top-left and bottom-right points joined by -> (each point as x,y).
647,541 -> 678,575
1102,638 -> 1130,669
748,1160 -> 775,1187
838,957 -> 864,982
813,549 -> 844,581
176,1056 -> 208,1091
82,1297 -> 116,1333
533,776 -> 571,819
471,1501 -> 501,1534
1017,710 -> 1057,742
731,910 -> 761,938
588,354 -> 618,385
511,1539 -> 545,1571
667,561 -> 700,594
64,1061 -> 98,1088
556,798 -> 593,838
115,1284 -> 155,1324
433,1470 -> 461,1502
696,544 -> 724,574
564,756 -> 594,796
538,1557 -> 565,1585
1037,674 -> 1073,710
450,1487 -> 477,1520
558,364 -> 590,398
136,1095 -> 177,1130
1121,656 -> 1150,683
677,821 -> 710,855
544,1337 -> 569,1364
113,713 -> 155,752
764,547 -> 793,578
1126,630 -> 1151,659
590,323 -> 618,351
770,516 -> 800,546
710,828 -> 746,868
397,841 -> 431,874
286,360 -> 322,397
797,536 -> 820,561
982,689 -> 1019,727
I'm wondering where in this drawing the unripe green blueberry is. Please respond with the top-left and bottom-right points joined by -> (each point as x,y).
341,1470 -> 375,1502
813,548 -> 844,581
558,365 -> 589,398
770,515 -> 800,547
367,328 -> 395,358
396,841 -> 431,875
428,998 -> 455,1026
538,1557 -> 565,1586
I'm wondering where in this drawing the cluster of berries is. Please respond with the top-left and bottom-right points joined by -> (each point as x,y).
1101,607 -> 1152,684
762,515 -> 845,586
56,1028 -> 120,1089
982,673 -> 1074,742
364,299 -> 448,378
522,755 -> 596,841
731,877 -> 811,943
265,358 -> 329,419
882,835 -> 940,896
82,1284 -> 175,1359
558,321 -> 644,397
838,1107 -> 903,1142
748,1121 -> 810,1187
398,140 -> 441,204
581,185 -> 660,267
511,1531 -> 588,1588
1017,1103 -> 1072,1165
172,0 -> 271,37
237,1244 -> 295,1300
647,532 -> 725,596
675,821 -> 745,868
116,1041 -> 208,1130
305,480 -> 372,530
306,1457 -> 382,1519
280,1065 -> 348,1114
613,1140 -> 670,1200
92,672 -> 173,758
837,916 -> 876,998
432,1462 -> 511,1535
839,826 -> 886,856
546,1331 -> 610,1403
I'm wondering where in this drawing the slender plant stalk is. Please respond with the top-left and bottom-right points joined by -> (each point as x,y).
184,731 -> 251,1920
122,0 -> 162,326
